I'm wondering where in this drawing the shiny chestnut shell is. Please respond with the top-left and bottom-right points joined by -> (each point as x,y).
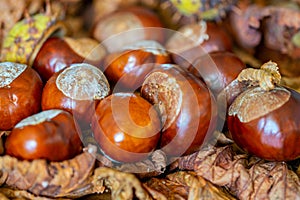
41,63 -> 110,125
103,40 -> 170,90
91,93 -> 161,163
5,109 -> 82,161
141,64 -> 217,156
33,37 -> 106,81
93,6 -> 164,52
166,22 -> 232,69
0,62 -> 43,130
227,86 -> 300,161
103,49 -> 155,90
33,37 -> 84,81
189,51 -> 245,95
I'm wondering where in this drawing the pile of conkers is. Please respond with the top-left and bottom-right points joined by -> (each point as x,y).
0,2 -> 300,167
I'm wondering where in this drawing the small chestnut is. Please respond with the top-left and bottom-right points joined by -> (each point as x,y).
33,37 -> 106,81
93,6 -> 164,52
5,109 -> 82,161
165,21 -> 232,69
189,51 -> 246,95
188,51 -> 246,129
103,40 -> 170,90
141,64 -> 217,156
91,93 -> 161,163
121,40 -> 171,64
41,63 -> 110,126
103,50 -> 155,90
0,62 -> 43,130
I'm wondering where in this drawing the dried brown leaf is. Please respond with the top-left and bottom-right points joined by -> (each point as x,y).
0,187 -> 68,200
145,171 -> 236,200
237,61 -> 280,91
178,145 -> 300,200
92,167 -> 152,200
262,6 -> 300,56
116,150 -> 167,178
0,145 -> 97,198
0,0 -> 26,40
229,2 -> 300,57
228,3 -> 265,51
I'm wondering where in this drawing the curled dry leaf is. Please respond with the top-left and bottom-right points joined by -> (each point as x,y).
228,2 -> 264,51
0,145 -> 97,198
237,61 -> 281,91
178,144 -> 300,200
0,187 -> 66,200
229,2 -> 300,56
262,6 -> 300,57
144,171 -> 236,200
116,150 -> 167,179
92,167 -> 152,200
0,0 -> 25,41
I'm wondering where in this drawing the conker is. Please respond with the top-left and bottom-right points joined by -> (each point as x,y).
103,40 -> 170,90
0,62 -> 43,130
121,40 -> 170,64
93,6 -> 164,52
41,63 -> 110,126
33,37 -> 106,81
5,109 -> 82,161
165,21 -> 232,69
91,93 -> 161,163
188,51 -> 246,131
227,86 -> 300,161
141,64 -> 217,156
189,51 -> 245,95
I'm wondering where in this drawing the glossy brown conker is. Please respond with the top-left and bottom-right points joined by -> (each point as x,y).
33,37 -> 106,81
41,63 -> 110,126
166,21 -> 232,69
91,93 -> 161,163
141,64 -> 217,156
103,40 -> 170,90
0,62 -> 43,130
5,109 -> 82,161
189,51 -> 246,95
93,6 -> 164,52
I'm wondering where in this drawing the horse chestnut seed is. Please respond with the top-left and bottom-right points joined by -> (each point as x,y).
189,51 -> 245,95
41,63 -> 110,126
33,37 -> 106,81
91,93 -> 161,163
103,49 -> 155,90
227,86 -> 300,161
0,62 -> 43,130
103,40 -> 170,90
121,40 -> 170,64
5,109 -> 82,161
141,64 -> 217,156
166,21 -> 232,69
93,6 -> 164,52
